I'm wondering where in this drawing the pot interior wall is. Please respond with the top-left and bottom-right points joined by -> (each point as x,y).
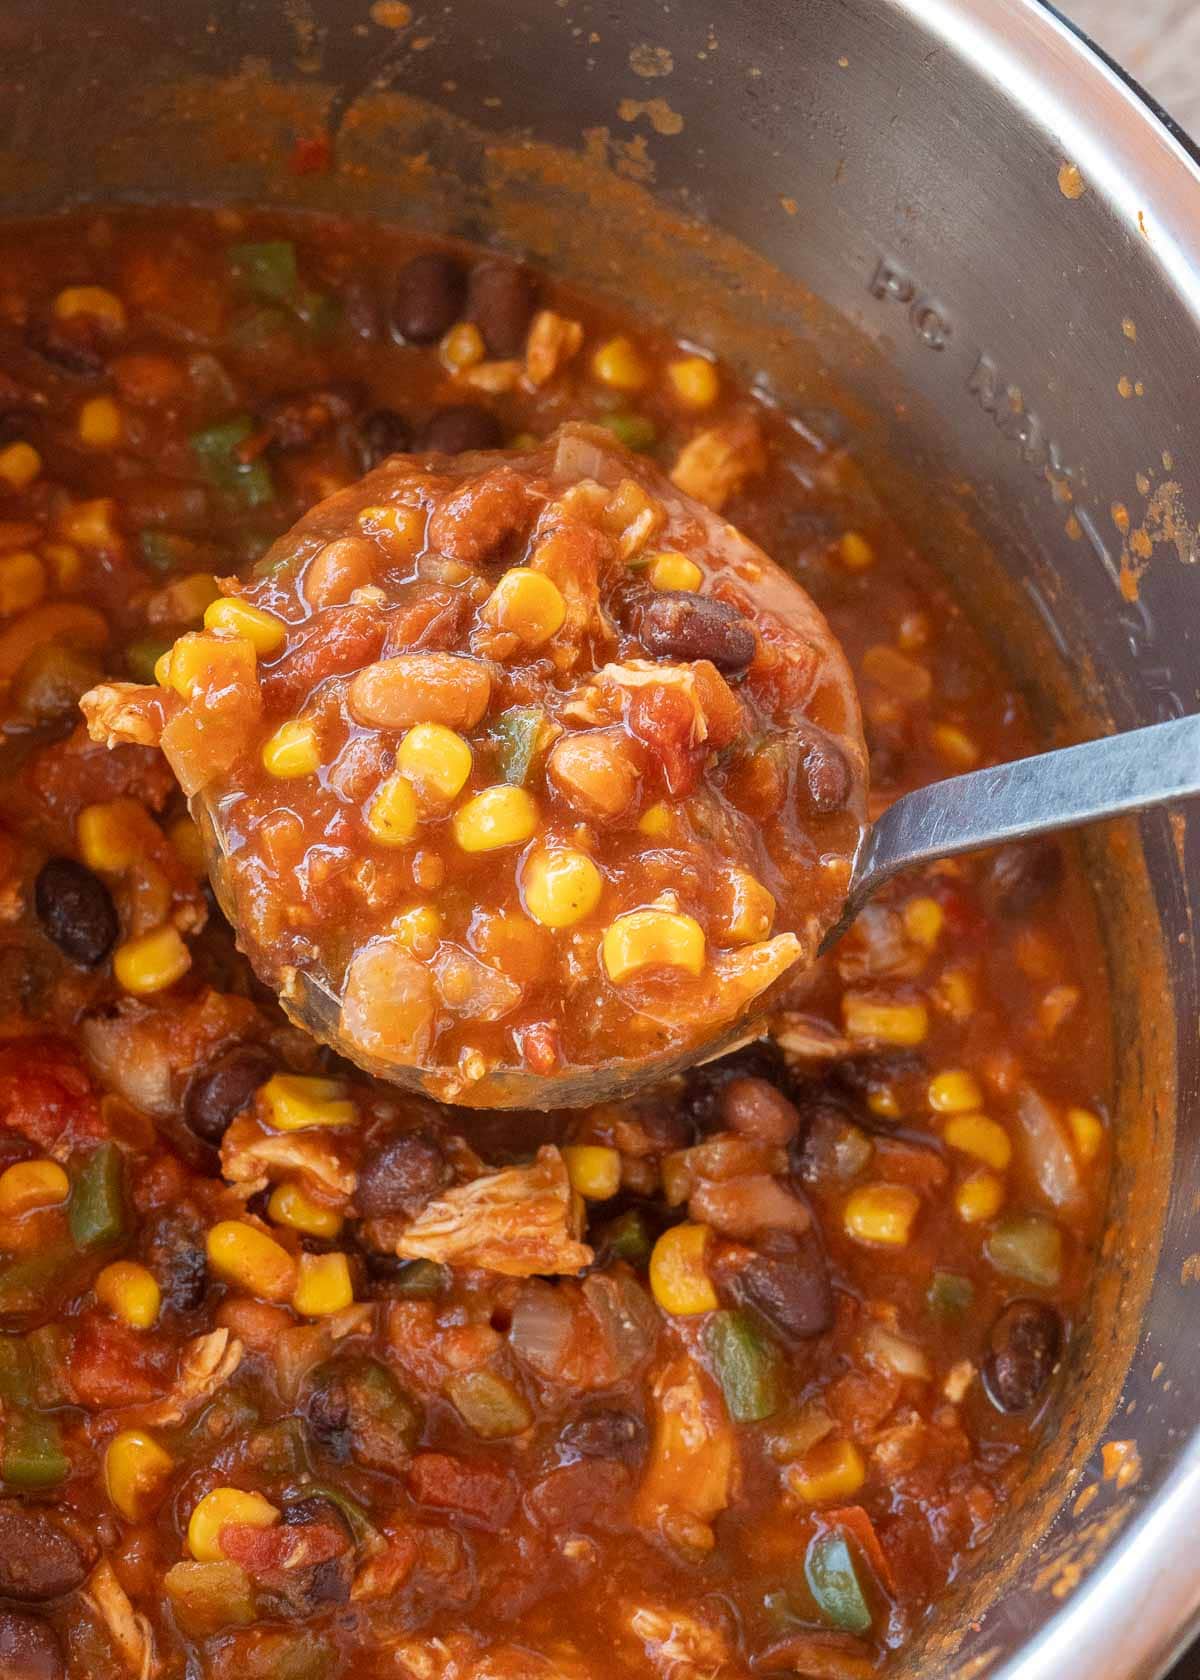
2,0 -> 1194,1673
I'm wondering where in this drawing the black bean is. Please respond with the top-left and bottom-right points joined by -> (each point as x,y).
140,1205 -> 208,1313
391,253 -> 466,344
983,1299 -> 1063,1413
183,1043 -> 275,1146
984,840 -> 1064,920
356,1134 -> 450,1219
263,386 -> 355,451
357,407 -> 411,470
25,315 -> 105,378
34,857 -> 118,969
282,1494 -> 351,1534
466,260 -> 536,356
829,1050 -> 929,1115
638,591 -> 757,676
0,1611 -> 64,1680
560,1407 -> 645,1461
0,1504 -> 90,1602
791,724 -> 853,814
731,1234 -> 832,1341
262,1498 -> 353,1617
418,404 -> 503,454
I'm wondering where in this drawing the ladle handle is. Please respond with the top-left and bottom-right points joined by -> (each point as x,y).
824,712 -> 1200,949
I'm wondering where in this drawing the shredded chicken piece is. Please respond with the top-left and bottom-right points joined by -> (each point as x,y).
80,681 -> 163,750
634,1355 -> 737,1554
670,415 -> 766,511
389,1634 -> 480,1680
220,1115 -> 357,1202
85,1558 -> 156,1679
396,1145 -> 592,1277
133,1329 -> 243,1428
525,309 -> 584,387
771,1012 -> 855,1061
943,1359 -> 975,1403
595,660 -> 710,745
472,1647 -> 591,1680
629,1606 -> 731,1680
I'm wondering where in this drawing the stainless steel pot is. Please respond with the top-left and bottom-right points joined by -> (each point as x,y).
5,0 -> 1199,1674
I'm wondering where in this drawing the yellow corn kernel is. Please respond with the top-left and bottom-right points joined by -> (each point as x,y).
928,1070 -> 983,1114
78,396 -> 123,448
77,799 -> 144,873
440,320 -> 486,371
453,785 -> 539,853
867,1087 -> 902,1121
563,1144 -> 621,1200
0,550 -> 46,616
932,723 -> 980,769
788,1438 -> 866,1504
485,568 -> 567,646
188,1486 -> 279,1563
104,1429 -> 174,1522
357,503 -> 426,558
59,497 -> 119,549
637,802 -> 673,839
262,717 -> 320,779
1067,1105 -> 1104,1164
113,925 -> 191,996
158,631 -> 255,700
0,442 -> 41,491
842,993 -> 929,1047
293,1250 -> 354,1318
168,814 -> 207,877
41,542 -> 82,590
718,868 -> 776,945
647,552 -> 703,592
838,530 -> 875,571
955,1170 -> 1005,1224
602,908 -> 705,984
268,1180 -> 344,1240
933,967 -> 976,1022
666,354 -> 720,410
591,335 -> 649,392
95,1260 -> 161,1330
54,285 -> 126,331
206,1220 -> 297,1302
521,847 -> 603,929
392,904 -> 444,959
902,896 -> 944,948
260,1073 -> 355,1132
649,1222 -> 719,1315
0,1158 -> 69,1216
397,723 -> 473,805
944,1113 -> 1012,1171
367,773 -> 420,847
843,1183 -> 920,1246
203,596 -> 285,655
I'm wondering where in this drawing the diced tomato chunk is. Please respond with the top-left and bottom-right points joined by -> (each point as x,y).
68,1313 -> 173,1407
407,1451 -> 517,1530
0,1042 -> 104,1152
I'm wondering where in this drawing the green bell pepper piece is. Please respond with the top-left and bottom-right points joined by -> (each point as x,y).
444,1369 -> 533,1440
2,1410 -> 69,1490
493,706 -> 545,786
228,240 -> 299,303
69,1142 -> 128,1251
602,1209 -> 652,1266
597,412 -> 657,452
249,1416 -> 309,1478
387,1259 -> 447,1299
283,1479 -> 378,1548
926,1271 -> 974,1320
124,635 -> 173,684
805,1529 -> 873,1636
705,1308 -> 782,1423
0,1336 -> 33,1404
191,416 -> 275,509
0,1245 -> 80,1318
985,1215 -> 1063,1288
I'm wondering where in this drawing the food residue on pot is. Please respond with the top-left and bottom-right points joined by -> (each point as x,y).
1058,161 -> 1086,199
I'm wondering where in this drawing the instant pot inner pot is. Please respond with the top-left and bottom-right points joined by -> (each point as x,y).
6,0 -> 1199,1674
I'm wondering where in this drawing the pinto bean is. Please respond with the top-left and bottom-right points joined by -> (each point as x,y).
638,591 -> 756,676
0,1611 -> 64,1680
391,253 -> 466,344
721,1077 -> 801,1146
349,653 -> 493,731
303,537 -> 377,608
0,1504 -> 90,1601
34,857 -> 119,969
791,724 -> 853,814
418,404 -> 502,454
466,260 -> 537,356
560,1407 -> 645,1461
983,1300 -> 1063,1412
356,1134 -> 450,1219
680,1040 -> 791,1136
547,729 -> 640,821
357,406 -> 411,469
184,1043 -> 275,1146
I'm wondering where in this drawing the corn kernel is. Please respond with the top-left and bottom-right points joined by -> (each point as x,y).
113,925 -> 191,995
944,1113 -> 1012,1171
203,596 -> 285,654
932,723 -> 980,769
563,1144 -> 621,1200
59,497 -> 119,549
168,814 -> 207,877
268,1180 -> 344,1240
95,1260 -> 161,1330
367,773 -> 421,847
649,1222 -> 718,1314
357,503 -> 426,558
955,1170 -> 1005,1224
0,443 -> 41,491
292,1251 -> 354,1318
602,908 -> 705,984
717,868 -> 776,945
105,1429 -> 174,1521
153,648 -> 173,686
1068,1106 -> 1104,1163
788,1438 -> 866,1504
159,631 -> 255,700
838,530 -> 875,571
843,1183 -> 920,1246
0,550 -> 45,616
77,798 -> 145,873
54,285 -> 126,331
928,1070 -> 983,1114
392,904 -> 444,959
666,354 -> 720,410
262,717 -> 320,778
260,1073 -> 355,1132
188,1486 -> 279,1562
206,1220 -> 297,1302
78,396 -> 123,448
842,993 -> 929,1046
867,1087 -> 902,1120
647,552 -> 703,591
441,320 -> 486,371
903,896 -> 944,948
453,785 -> 539,853
0,1159 -> 69,1216
591,335 -> 649,392
41,542 -> 82,590
636,804 -> 672,842
521,847 -> 603,929
933,967 -> 976,1022
397,723 -> 473,804
484,568 -> 567,646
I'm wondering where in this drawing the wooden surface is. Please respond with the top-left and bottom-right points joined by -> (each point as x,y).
1067,0 -> 1200,134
